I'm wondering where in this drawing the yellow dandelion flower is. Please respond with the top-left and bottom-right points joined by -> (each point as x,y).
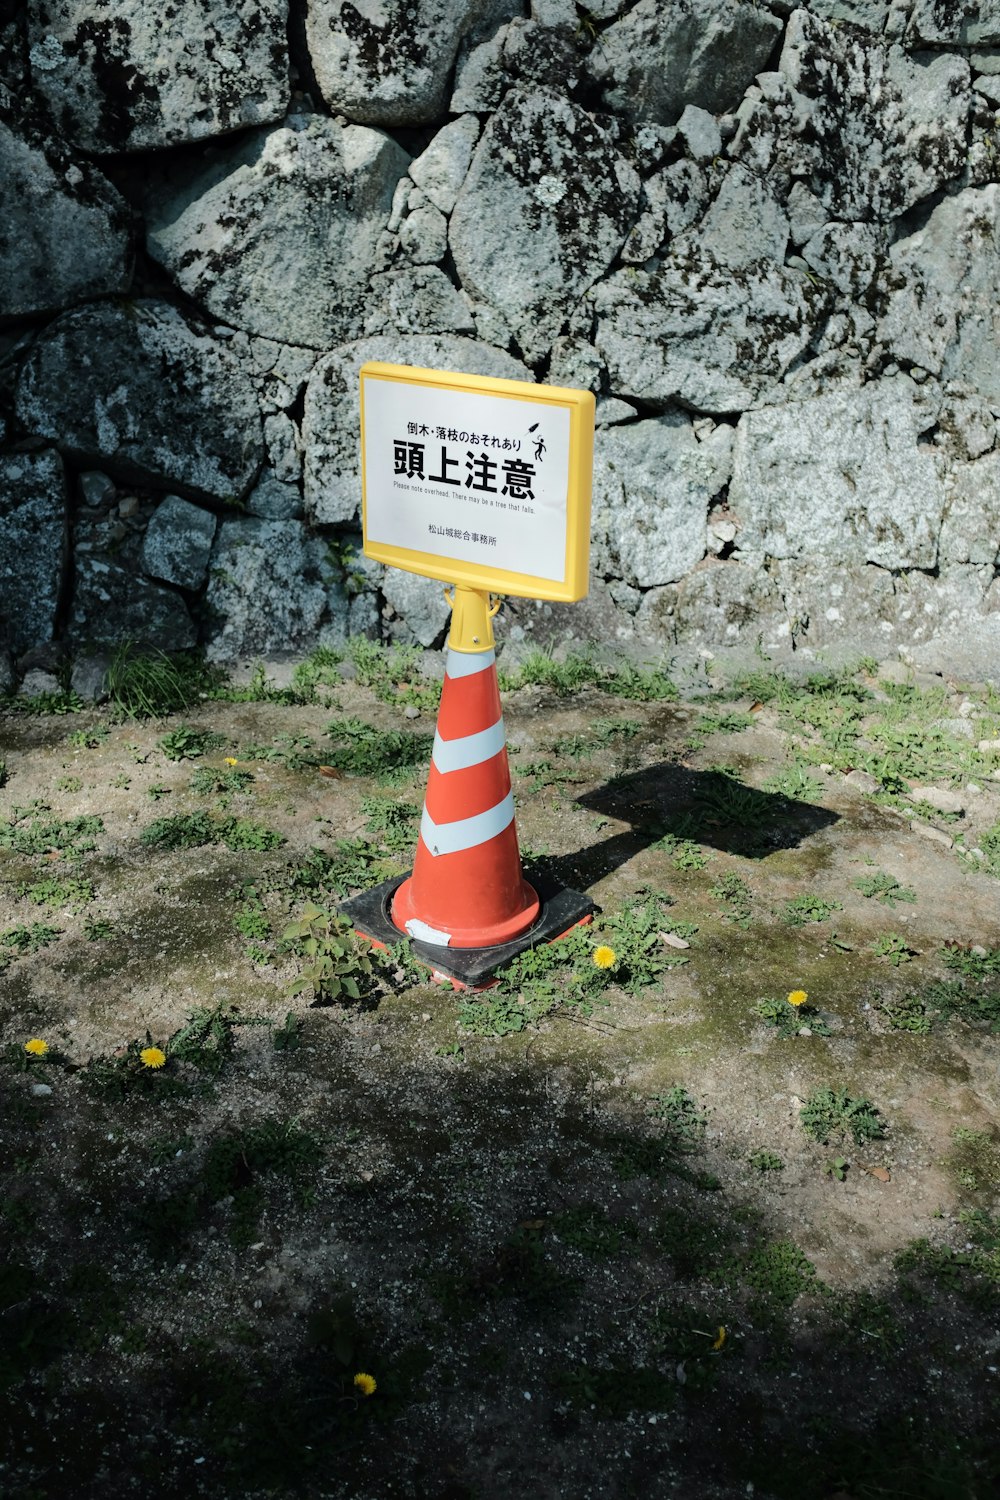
787,990 -> 808,1008
24,1038 -> 49,1057
712,1326 -> 727,1351
353,1372 -> 377,1397
224,757 -> 239,767
140,1046 -> 167,1069
593,945 -> 617,970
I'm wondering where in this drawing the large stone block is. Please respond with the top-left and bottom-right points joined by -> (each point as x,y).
383,568 -> 452,646
449,88 -> 640,363
0,114 -> 132,319
939,452 -> 1000,566
204,517 -> 332,661
141,496 -> 218,590
733,10 -> 970,220
26,0 -> 289,153
147,117 -> 409,349
907,0 -> 1000,47
15,301 -> 264,502
592,416 -> 729,588
407,115 -> 481,214
587,0 -> 782,124
637,560 -> 788,647
729,380 -> 946,570
591,253 -> 827,413
302,334 -> 528,526
877,185 -> 1000,403
306,0 -> 519,125
364,267 -> 476,338
0,450 -> 66,656
70,555 -> 196,649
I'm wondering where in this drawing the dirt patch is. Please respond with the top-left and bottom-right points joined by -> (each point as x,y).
2,649 -> 1000,1499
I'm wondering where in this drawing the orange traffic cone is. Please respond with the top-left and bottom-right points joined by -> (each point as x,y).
391,587 -> 539,948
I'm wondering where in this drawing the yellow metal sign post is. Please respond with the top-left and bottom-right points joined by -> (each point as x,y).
341,361 -> 596,987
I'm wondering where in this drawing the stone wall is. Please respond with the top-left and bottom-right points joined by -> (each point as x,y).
2,1 -> 1000,686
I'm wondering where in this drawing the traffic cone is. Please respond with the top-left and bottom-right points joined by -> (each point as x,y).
390,586 -> 540,948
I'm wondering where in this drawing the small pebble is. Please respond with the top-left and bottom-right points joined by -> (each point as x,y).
31,1083 -> 53,1097
404,705 -> 420,719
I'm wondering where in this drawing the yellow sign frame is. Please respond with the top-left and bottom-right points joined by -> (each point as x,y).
360,361 -> 594,602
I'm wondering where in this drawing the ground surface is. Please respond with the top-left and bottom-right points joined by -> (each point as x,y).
2,641 -> 1000,1500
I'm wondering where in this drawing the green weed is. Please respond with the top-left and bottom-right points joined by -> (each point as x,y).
14,875 -> 94,910
238,733 -> 317,770
347,638 -> 440,712
282,904 -> 377,1005
800,1088 -> 886,1146
68,724 -> 109,749
140,813 -> 283,852
897,1211 -> 1000,1304
924,971 -> 1000,1031
498,648 -> 677,702
761,763 -> 824,801
651,832 -> 709,870
941,943 -> 1000,980
515,757 -> 583,788
685,710 -> 754,749
189,765 -> 255,796
696,767 -> 773,831
604,890 -> 695,991
56,774 -> 82,792
735,1240 -> 819,1307
233,886 -> 272,960
551,1204 -> 639,1259
877,991 -> 933,1034
710,871 -> 754,927
10,689 -> 84,714
0,808 -> 104,857
0,922 -> 62,969
167,1001 -> 270,1077
211,662 -> 310,707
749,1150 -> 784,1173
272,1011 -> 304,1052
324,717 -> 431,780
83,916 -> 113,941
286,841 -> 400,900
460,927 -> 594,1035
649,1085 -> 708,1153
105,644 -> 217,718
289,646 -> 345,700
783,893 -> 842,926
157,725 -> 225,762
81,1033 -> 183,1101
853,871 -> 917,906
949,1127 -> 1000,1194
756,995 -> 831,1037
359,794 -> 419,853
974,821 -> 1000,877
870,932 -> 917,966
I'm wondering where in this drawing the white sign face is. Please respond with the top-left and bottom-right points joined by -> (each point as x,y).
362,376 -> 571,583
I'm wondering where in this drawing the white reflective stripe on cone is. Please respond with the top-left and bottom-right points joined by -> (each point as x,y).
444,647 -> 496,679
432,718 -> 506,774
421,792 -> 515,857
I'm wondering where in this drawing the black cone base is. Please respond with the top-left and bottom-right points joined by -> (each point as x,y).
340,871 -> 596,989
